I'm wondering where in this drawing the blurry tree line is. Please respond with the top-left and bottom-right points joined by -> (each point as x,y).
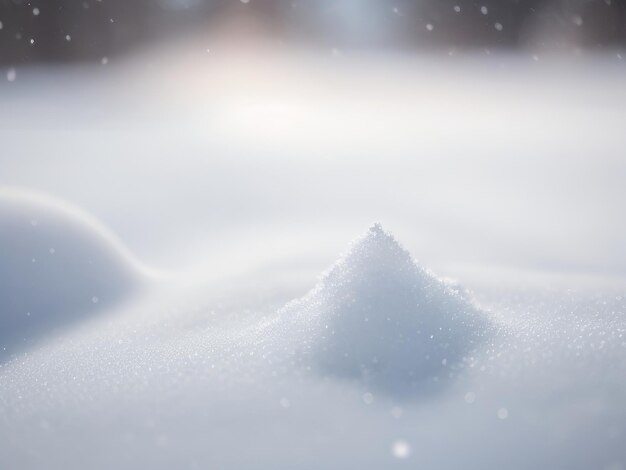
0,0 -> 624,63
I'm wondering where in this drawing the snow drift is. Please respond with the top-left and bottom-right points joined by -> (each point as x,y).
277,224 -> 490,393
0,188 -> 145,357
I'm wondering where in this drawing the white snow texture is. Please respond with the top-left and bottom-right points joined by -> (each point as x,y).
0,188 -> 143,357
277,224 -> 489,393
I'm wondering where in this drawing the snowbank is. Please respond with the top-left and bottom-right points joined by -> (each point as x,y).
278,224 -> 490,393
0,188 -> 144,357
0,221 -> 623,470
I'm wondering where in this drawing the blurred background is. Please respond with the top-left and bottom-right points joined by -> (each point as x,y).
1,0 -> 625,289
1,0 -> 625,64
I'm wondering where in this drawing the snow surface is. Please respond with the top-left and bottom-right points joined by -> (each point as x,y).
272,224 -> 490,394
0,188 -> 146,359
1,48 -> 625,470
0,212 -> 624,469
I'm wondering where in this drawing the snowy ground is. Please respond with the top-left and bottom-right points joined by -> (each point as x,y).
1,46 -> 625,469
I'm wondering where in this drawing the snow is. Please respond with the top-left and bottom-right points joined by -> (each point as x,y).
0,48 -> 625,469
0,213 -> 623,469
0,188 -> 146,358
275,224 -> 490,394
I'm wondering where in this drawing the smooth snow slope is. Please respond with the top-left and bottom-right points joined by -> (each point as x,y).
0,188 -> 146,358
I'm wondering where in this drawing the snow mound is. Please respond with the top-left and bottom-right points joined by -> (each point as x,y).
279,224 -> 489,393
0,188 -> 145,357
